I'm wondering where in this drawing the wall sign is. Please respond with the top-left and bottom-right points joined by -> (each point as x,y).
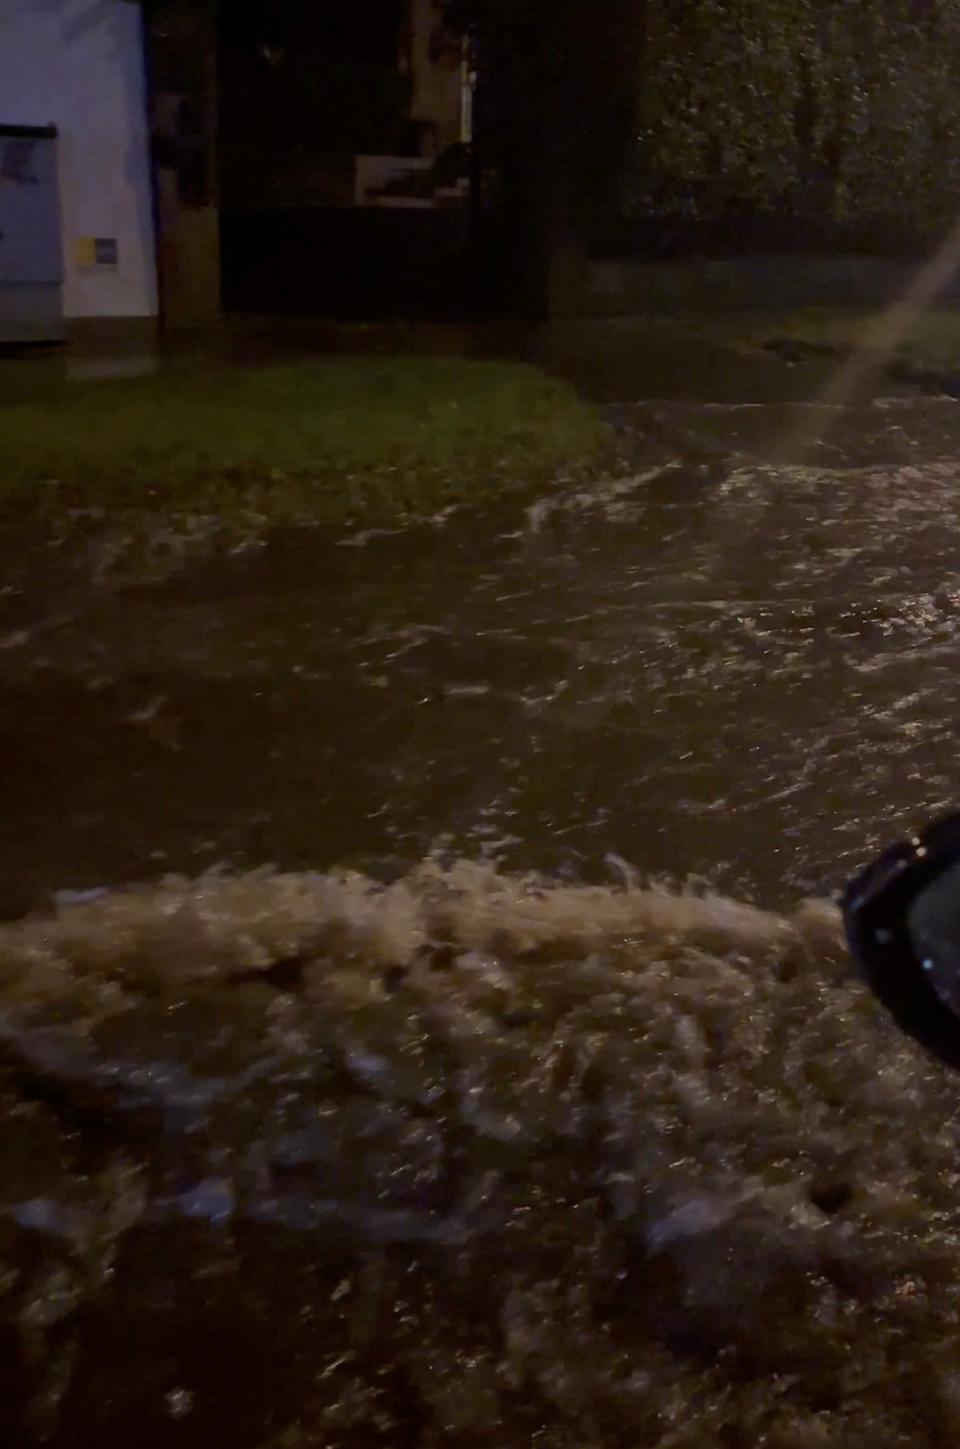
73,236 -> 119,267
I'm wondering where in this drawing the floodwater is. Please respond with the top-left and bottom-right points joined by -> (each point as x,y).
5,371 -> 960,1445
5,387 -> 960,914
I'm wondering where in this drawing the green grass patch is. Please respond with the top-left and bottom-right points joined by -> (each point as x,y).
0,356 -> 608,525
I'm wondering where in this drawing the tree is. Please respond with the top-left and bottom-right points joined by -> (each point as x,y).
451,0 -> 960,263
626,0 -> 960,247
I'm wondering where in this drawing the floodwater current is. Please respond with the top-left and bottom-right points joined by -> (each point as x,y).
5,392 -> 960,910
4,377 -> 960,1445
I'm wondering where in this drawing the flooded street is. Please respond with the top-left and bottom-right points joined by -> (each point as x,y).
5,376 -> 960,1445
4,390 -> 960,913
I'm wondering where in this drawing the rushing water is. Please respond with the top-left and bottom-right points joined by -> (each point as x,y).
4,394 -> 960,913
4,386 -> 960,1445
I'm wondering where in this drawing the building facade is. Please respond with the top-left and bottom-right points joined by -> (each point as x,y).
0,0 -> 471,340
0,0 -> 158,339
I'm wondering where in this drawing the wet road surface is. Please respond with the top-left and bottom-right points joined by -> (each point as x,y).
4,364 -> 960,1446
3,390 -> 960,914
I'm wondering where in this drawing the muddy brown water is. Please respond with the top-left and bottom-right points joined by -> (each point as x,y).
5,371 -> 960,1445
4,389 -> 960,916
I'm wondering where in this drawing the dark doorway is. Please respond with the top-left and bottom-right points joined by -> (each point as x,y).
218,0 -> 474,320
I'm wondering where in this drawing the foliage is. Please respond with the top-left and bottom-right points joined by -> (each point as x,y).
629,0 -> 960,236
143,0 -> 960,245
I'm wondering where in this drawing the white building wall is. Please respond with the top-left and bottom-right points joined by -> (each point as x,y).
0,0 -> 157,318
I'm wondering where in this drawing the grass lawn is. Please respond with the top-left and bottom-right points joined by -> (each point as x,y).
0,356 -> 609,525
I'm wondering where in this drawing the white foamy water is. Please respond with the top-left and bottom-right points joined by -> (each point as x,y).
5,387 -> 960,1440
3,863 -> 960,1446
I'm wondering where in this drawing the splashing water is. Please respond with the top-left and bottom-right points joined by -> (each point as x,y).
3,862 -> 960,1447
6,293 -> 960,1443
